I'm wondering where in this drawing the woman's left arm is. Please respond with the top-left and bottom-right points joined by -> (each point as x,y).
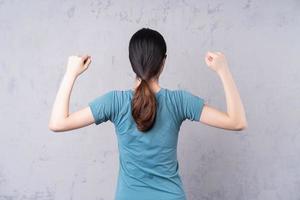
48,55 -> 95,132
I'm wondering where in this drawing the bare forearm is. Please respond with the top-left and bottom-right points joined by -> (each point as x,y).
49,72 -> 77,127
218,66 -> 247,126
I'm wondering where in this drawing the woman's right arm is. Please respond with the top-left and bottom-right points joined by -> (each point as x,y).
199,51 -> 247,131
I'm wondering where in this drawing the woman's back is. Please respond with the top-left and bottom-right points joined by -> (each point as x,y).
88,87 -> 205,200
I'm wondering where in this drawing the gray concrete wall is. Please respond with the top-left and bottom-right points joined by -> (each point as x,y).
1,0 -> 299,199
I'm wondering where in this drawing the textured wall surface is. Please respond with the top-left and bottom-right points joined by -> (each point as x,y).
1,0 -> 300,199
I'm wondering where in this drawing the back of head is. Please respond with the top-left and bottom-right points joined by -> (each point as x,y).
129,27 -> 167,133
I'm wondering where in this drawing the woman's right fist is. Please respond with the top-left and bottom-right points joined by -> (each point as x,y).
66,55 -> 91,77
205,51 -> 229,73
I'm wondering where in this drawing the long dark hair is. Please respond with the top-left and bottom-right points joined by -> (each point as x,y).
129,28 -> 167,133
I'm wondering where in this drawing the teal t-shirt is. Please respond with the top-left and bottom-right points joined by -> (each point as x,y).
88,87 -> 205,200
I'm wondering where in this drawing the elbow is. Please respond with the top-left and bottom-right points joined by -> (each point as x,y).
48,122 -> 61,132
234,120 -> 248,131
48,118 -> 69,132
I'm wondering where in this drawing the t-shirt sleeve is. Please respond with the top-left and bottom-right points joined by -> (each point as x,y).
88,90 -> 117,125
179,90 -> 205,122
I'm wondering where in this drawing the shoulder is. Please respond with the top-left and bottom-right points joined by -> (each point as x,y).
104,89 -> 133,106
164,88 -> 190,98
89,90 -> 125,105
165,88 -> 204,105
110,89 -> 132,98
173,88 -> 199,97
100,89 -> 131,97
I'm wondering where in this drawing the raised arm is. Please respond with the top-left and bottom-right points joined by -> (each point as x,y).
48,55 -> 95,132
199,51 -> 247,131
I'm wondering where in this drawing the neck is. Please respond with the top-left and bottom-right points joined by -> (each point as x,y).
133,78 -> 161,93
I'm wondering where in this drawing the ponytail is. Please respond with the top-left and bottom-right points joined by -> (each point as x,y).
129,27 -> 166,132
131,79 -> 157,132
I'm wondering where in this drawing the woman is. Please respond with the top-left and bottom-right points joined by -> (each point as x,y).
49,27 -> 247,200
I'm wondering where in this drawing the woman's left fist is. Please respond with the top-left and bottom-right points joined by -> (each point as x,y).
66,54 -> 92,77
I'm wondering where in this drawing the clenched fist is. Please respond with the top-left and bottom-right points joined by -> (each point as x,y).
66,55 -> 92,77
205,51 -> 229,73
